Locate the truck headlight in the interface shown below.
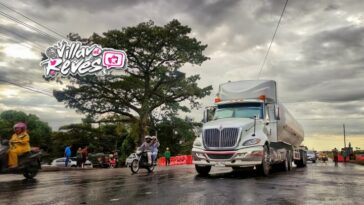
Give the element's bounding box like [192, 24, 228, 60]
[193, 140, 202, 147]
[243, 138, 261, 146]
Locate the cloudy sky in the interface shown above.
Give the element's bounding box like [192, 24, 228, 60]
[1, 0, 364, 150]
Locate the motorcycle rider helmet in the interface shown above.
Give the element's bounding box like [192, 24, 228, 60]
[145, 135, 152, 142]
[151, 136, 157, 140]
[13, 122, 27, 131]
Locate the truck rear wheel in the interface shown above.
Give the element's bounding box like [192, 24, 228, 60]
[195, 165, 211, 176]
[258, 145, 270, 176]
[287, 152, 292, 171]
[283, 151, 293, 171]
[281, 153, 290, 172]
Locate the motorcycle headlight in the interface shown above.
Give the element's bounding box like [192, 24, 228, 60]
[243, 138, 261, 146]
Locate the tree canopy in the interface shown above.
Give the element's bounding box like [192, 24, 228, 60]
[53, 20, 212, 140]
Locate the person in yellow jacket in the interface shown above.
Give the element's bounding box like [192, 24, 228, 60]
[8, 122, 31, 168]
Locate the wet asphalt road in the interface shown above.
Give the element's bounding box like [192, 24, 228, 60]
[0, 162, 363, 205]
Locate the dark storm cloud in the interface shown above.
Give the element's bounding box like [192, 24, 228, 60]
[36, 0, 143, 11]
[0, 57, 43, 85]
[0, 23, 59, 45]
[302, 26, 364, 63]
[254, 0, 323, 22]
[182, 0, 241, 27]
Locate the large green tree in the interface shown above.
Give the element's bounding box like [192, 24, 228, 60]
[155, 116, 200, 156]
[53, 20, 212, 141]
[0, 110, 52, 149]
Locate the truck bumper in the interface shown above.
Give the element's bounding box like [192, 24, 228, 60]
[192, 146, 263, 168]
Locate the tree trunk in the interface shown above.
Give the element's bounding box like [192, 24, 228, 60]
[137, 115, 148, 144]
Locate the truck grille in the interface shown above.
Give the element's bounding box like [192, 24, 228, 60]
[207, 154, 234, 159]
[203, 128, 239, 149]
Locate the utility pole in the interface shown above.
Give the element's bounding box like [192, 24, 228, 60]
[343, 124, 346, 148]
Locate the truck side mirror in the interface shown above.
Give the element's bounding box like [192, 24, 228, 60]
[203, 109, 208, 123]
[203, 107, 216, 123]
[275, 105, 280, 120]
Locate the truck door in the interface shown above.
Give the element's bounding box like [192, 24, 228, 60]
[265, 104, 278, 142]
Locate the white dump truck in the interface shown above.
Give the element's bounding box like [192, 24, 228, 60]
[192, 80, 307, 176]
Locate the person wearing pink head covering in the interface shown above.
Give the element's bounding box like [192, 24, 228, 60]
[8, 122, 31, 168]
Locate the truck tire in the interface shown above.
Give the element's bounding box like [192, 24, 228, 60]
[296, 158, 307, 168]
[302, 154, 307, 167]
[195, 165, 211, 176]
[258, 145, 270, 176]
[287, 151, 292, 171]
[281, 152, 290, 172]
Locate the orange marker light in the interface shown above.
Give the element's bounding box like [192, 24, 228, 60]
[214, 97, 221, 103]
[259, 95, 266, 101]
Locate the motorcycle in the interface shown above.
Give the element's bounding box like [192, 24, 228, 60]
[0, 139, 42, 179]
[126, 148, 156, 173]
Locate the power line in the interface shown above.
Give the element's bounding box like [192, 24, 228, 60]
[0, 78, 53, 97]
[0, 25, 45, 51]
[0, 10, 59, 42]
[0, 32, 44, 52]
[257, 0, 288, 79]
[0, 1, 67, 39]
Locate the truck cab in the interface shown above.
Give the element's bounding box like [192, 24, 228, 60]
[192, 80, 306, 176]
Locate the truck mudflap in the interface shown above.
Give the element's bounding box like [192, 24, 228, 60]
[192, 146, 264, 167]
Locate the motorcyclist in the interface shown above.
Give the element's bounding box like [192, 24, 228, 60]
[140, 135, 153, 165]
[151, 136, 160, 165]
[8, 122, 31, 168]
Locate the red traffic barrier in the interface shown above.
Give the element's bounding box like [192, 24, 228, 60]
[338, 155, 349, 162]
[355, 154, 364, 161]
[157, 155, 193, 166]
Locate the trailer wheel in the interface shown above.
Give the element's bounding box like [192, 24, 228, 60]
[195, 165, 211, 176]
[258, 145, 270, 176]
[287, 152, 292, 171]
[281, 152, 290, 172]
[302, 154, 307, 167]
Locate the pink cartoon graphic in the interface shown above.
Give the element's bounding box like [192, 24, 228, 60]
[45, 59, 61, 77]
[102, 51, 126, 69]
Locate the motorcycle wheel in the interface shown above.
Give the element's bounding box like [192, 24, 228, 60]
[23, 169, 38, 179]
[130, 159, 140, 173]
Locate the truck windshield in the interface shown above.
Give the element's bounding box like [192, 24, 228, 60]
[213, 103, 263, 120]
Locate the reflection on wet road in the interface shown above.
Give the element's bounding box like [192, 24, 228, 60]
[0, 162, 363, 205]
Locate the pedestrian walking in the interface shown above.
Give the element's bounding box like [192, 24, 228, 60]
[332, 148, 338, 166]
[113, 151, 119, 167]
[81, 146, 88, 168]
[109, 154, 116, 168]
[64, 145, 72, 167]
[164, 147, 171, 166]
[342, 148, 347, 163]
[76, 147, 82, 167]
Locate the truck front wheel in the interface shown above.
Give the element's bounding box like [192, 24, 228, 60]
[258, 145, 270, 176]
[195, 165, 211, 176]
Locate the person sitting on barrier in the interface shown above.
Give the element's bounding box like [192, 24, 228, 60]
[8, 122, 31, 168]
[140, 135, 153, 165]
[151, 136, 160, 165]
